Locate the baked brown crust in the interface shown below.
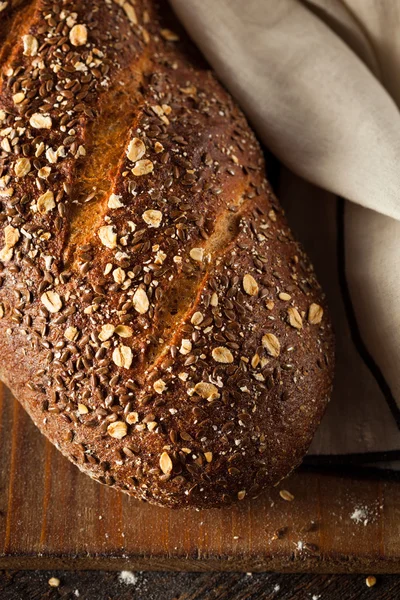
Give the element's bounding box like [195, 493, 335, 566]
[0, 0, 334, 508]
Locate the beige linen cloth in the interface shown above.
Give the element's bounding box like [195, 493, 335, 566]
[170, 0, 400, 468]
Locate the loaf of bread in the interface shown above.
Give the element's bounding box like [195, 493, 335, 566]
[0, 0, 334, 508]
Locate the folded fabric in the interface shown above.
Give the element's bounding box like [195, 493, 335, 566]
[170, 0, 400, 466]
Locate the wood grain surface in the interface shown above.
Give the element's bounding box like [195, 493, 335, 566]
[1, 384, 400, 572]
[1, 571, 400, 600]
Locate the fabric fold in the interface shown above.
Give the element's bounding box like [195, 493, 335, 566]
[171, 0, 400, 220]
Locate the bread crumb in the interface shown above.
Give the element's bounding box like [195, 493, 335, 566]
[279, 489, 294, 502]
[118, 571, 138, 585]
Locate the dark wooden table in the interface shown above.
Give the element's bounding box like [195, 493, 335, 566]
[1, 571, 400, 599]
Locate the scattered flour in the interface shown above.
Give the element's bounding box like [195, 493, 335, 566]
[274, 584, 281, 592]
[118, 571, 138, 585]
[350, 506, 369, 525]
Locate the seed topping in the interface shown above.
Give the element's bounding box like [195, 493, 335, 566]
[37, 191, 55, 214]
[70, 24, 88, 47]
[308, 303, 324, 325]
[288, 307, 303, 330]
[132, 159, 154, 176]
[108, 194, 124, 209]
[132, 288, 149, 314]
[41, 291, 62, 314]
[29, 113, 52, 129]
[243, 273, 258, 296]
[112, 345, 133, 369]
[22, 34, 38, 56]
[126, 138, 146, 162]
[99, 324, 115, 341]
[154, 379, 167, 394]
[142, 209, 162, 228]
[160, 29, 179, 42]
[190, 247, 204, 262]
[159, 451, 173, 474]
[65, 327, 78, 341]
[115, 325, 133, 338]
[262, 333, 280, 357]
[98, 225, 117, 249]
[108, 421, 128, 439]
[14, 158, 31, 177]
[212, 347, 234, 364]
[194, 382, 220, 400]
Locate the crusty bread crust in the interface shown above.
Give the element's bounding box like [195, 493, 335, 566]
[0, 0, 334, 508]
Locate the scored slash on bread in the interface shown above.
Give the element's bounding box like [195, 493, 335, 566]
[0, 0, 334, 508]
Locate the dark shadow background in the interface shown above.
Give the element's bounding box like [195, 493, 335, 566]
[1, 570, 399, 600]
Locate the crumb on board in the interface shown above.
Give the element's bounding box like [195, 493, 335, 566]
[118, 571, 138, 585]
[279, 489, 295, 502]
[366, 576, 377, 588]
[48, 577, 60, 588]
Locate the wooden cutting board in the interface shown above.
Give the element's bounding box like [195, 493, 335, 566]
[1, 383, 399, 573]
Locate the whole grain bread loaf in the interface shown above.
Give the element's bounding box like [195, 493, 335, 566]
[0, 0, 334, 508]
